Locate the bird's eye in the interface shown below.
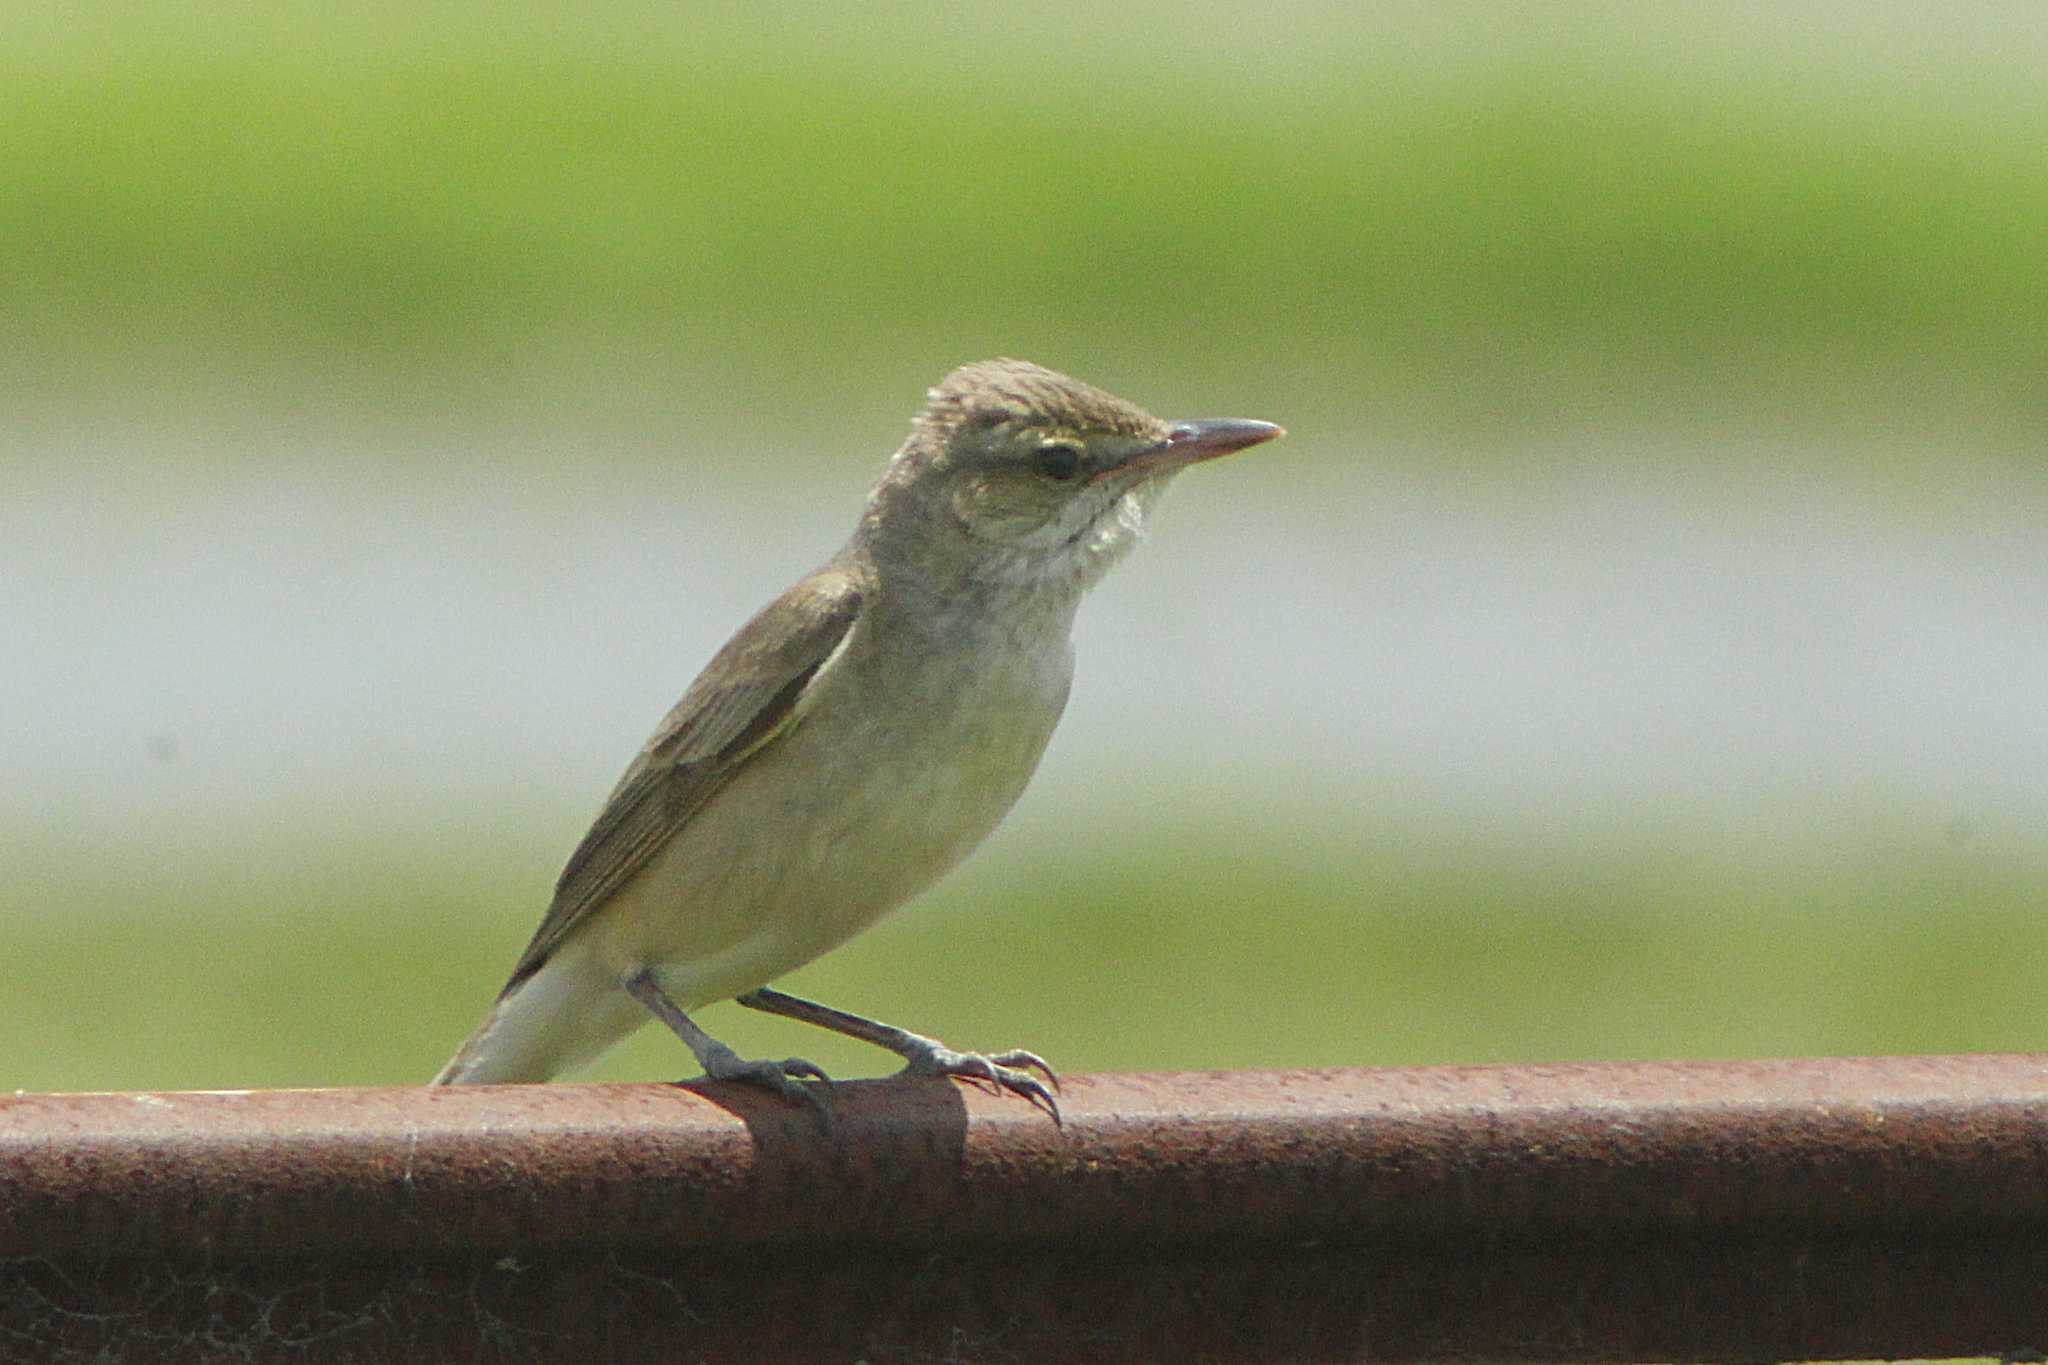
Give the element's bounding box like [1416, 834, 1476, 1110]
[1033, 441, 1082, 482]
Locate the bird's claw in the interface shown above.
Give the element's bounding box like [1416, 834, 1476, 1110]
[984, 1048, 1061, 1094]
[907, 1045, 1063, 1125]
[694, 1054, 831, 1111]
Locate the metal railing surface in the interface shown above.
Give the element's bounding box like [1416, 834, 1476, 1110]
[4, 1056, 2046, 1363]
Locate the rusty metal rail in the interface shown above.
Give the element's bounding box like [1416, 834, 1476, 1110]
[4, 1056, 2047, 1363]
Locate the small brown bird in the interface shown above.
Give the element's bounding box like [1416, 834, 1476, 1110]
[433, 360, 1283, 1118]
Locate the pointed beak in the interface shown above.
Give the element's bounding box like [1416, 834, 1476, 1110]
[1160, 417, 1286, 464]
[1102, 417, 1286, 483]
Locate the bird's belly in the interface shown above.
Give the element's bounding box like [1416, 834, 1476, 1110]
[586, 658, 1065, 1007]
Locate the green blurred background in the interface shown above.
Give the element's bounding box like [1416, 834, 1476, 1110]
[7, 2, 2045, 1093]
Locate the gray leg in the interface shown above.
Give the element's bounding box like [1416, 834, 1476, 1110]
[625, 971, 827, 1107]
[735, 986, 1060, 1123]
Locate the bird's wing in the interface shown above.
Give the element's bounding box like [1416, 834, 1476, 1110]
[498, 567, 866, 996]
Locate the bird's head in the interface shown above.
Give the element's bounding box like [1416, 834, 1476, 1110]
[864, 359, 1282, 597]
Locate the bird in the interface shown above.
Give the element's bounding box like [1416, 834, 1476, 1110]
[432, 359, 1283, 1120]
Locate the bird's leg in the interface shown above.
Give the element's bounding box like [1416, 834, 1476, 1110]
[735, 986, 1060, 1122]
[625, 971, 827, 1107]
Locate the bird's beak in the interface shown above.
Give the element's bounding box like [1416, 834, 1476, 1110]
[1104, 418, 1286, 483]
[1162, 418, 1286, 463]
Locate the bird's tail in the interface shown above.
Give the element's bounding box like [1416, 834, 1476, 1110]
[431, 999, 534, 1085]
[431, 955, 647, 1085]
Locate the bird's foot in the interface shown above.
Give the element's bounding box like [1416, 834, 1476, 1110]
[693, 1047, 830, 1110]
[901, 1040, 1062, 1124]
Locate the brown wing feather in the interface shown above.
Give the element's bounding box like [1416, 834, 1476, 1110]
[499, 568, 865, 995]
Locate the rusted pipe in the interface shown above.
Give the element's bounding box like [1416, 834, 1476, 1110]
[5, 1056, 2047, 1363]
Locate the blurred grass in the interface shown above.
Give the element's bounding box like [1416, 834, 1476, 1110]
[4, 3, 2045, 458]
[9, 4, 2046, 1094]
[12, 813, 2044, 1093]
